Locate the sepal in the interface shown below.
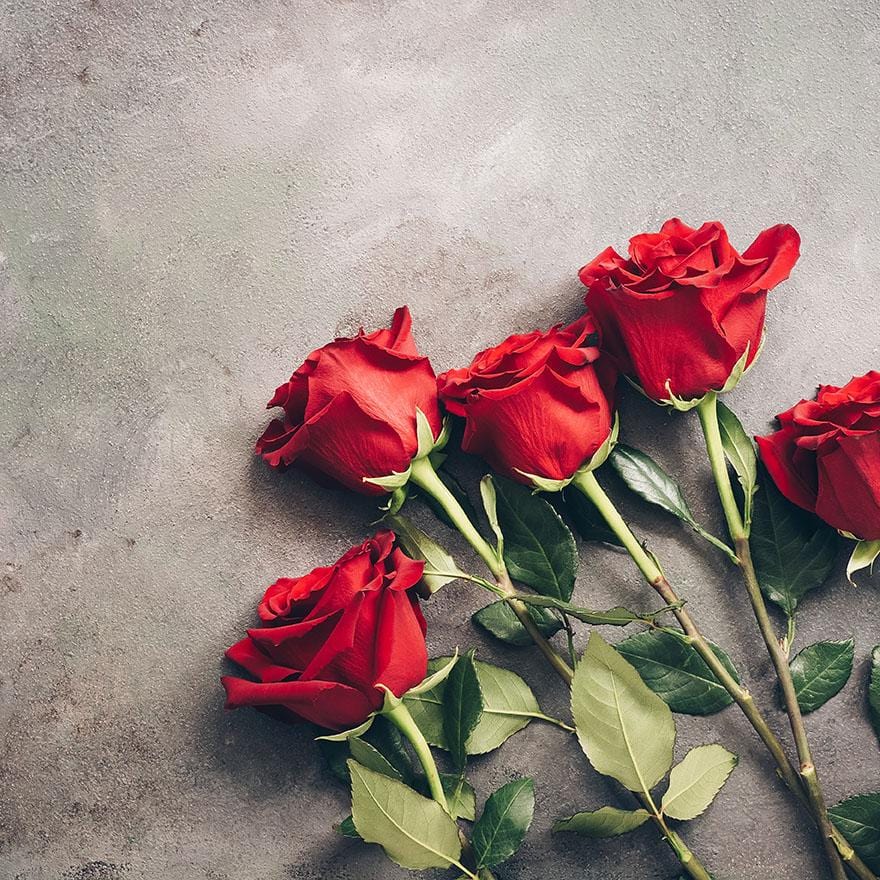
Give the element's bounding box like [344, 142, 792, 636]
[575, 413, 620, 476]
[316, 715, 376, 742]
[847, 539, 880, 585]
[718, 342, 754, 394]
[363, 467, 412, 492]
[378, 684, 404, 713]
[378, 485, 409, 515]
[513, 469, 573, 492]
[405, 652, 459, 696]
[415, 408, 449, 459]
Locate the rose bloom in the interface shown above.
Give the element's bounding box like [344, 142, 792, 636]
[256, 306, 442, 494]
[437, 314, 615, 486]
[579, 219, 800, 401]
[756, 371, 880, 542]
[221, 531, 428, 730]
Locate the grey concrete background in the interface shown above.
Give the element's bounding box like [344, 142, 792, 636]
[2, 1, 880, 878]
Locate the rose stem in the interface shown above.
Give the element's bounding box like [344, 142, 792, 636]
[384, 703, 488, 879]
[384, 700, 449, 810]
[410, 457, 716, 880]
[409, 457, 574, 684]
[573, 466, 869, 880]
[697, 391, 848, 880]
[637, 790, 713, 880]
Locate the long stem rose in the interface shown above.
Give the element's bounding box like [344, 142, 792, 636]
[697, 392, 848, 880]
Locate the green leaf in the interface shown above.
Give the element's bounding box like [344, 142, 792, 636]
[404, 657, 543, 754]
[829, 793, 880, 872]
[384, 512, 465, 593]
[558, 487, 623, 546]
[661, 744, 737, 820]
[492, 476, 578, 600]
[465, 660, 543, 754]
[716, 401, 758, 531]
[349, 738, 405, 782]
[363, 717, 414, 784]
[848, 539, 880, 585]
[749, 465, 839, 618]
[338, 814, 361, 838]
[610, 444, 696, 524]
[317, 736, 351, 783]
[515, 593, 681, 627]
[349, 760, 463, 871]
[615, 630, 740, 715]
[472, 599, 563, 646]
[439, 774, 477, 821]
[443, 651, 483, 770]
[471, 778, 535, 868]
[572, 632, 675, 793]
[553, 805, 650, 837]
[869, 646, 880, 742]
[789, 639, 854, 713]
[610, 445, 735, 559]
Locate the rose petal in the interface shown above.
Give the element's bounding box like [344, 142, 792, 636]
[225, 637, 299, 683]
[815, 433, 880, 540]
[371, 588, 429, 697]
[459, 365, 611, 482]
[221, 677, 375, 729]
[756, 428, 819, 512]
[740, 224, 801, 293]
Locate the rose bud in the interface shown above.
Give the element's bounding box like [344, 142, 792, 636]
[756, 371, 880, 542]
[437, 314, 617, 490]
[256, 306, 444, 494]
[579, 219, 800, 406]
[221, 530, 428, 730]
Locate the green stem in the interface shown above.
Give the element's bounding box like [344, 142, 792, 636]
[412, 459, 720, 879]
[384, 701, 449, 813]
[534, 713, 576, 733]
[697, 392, 848, 880]
[387, 702, 483, 879]
[411, 457, 574, 684]
[499, 572, 575, 685]
[697, 392, 746, 537]
[633, 791, 713, 880]
[410, 457, 504, 578]
[571, 471, 805, 821]
[663, 825, 714, 880]
[422, 569, 504, 596]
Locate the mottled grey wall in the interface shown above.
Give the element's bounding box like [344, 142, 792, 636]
[2, 1, 879, 878]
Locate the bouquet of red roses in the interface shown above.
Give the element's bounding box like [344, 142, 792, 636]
[222, 219, 880, 880]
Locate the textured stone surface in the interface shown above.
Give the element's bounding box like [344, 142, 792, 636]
[2, 1, 880, 878]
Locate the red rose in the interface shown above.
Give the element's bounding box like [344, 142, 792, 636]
[437, 315, 616, 487]
[221, 531, 428, 730]
[579, 219, 800, 402]
[256, 306, 443, 494]
[756, 372, 880, 541]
